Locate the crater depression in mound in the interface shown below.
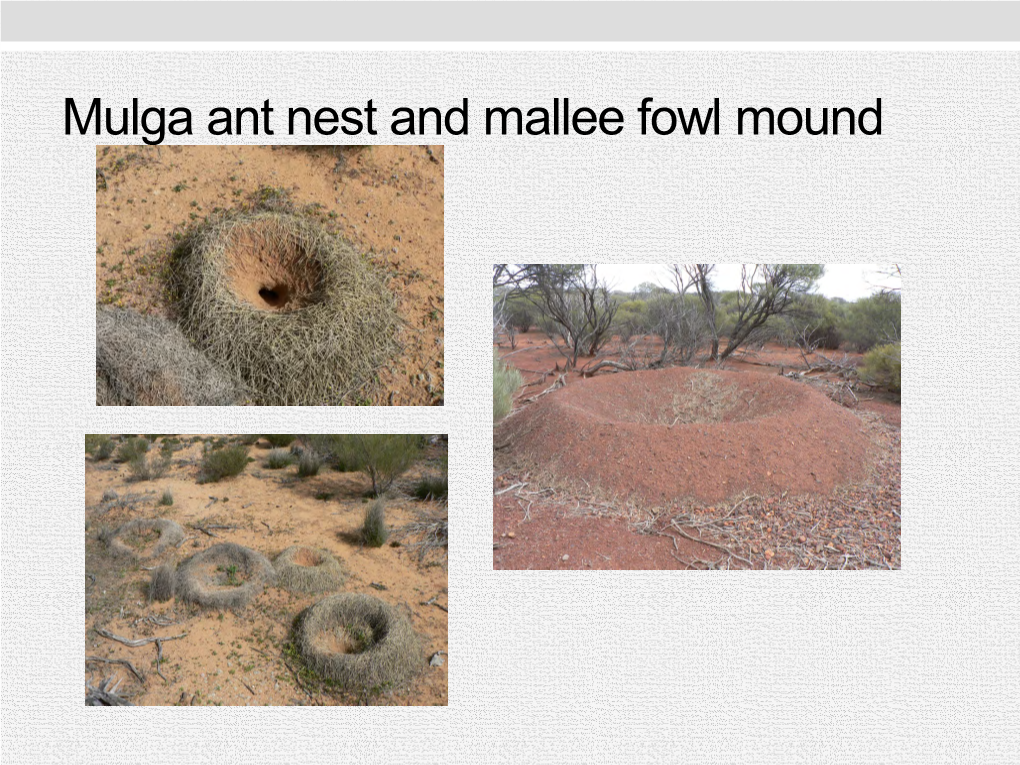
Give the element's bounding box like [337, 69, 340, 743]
[497, 368, 874, 505]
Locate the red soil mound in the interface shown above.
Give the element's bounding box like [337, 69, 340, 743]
[497, 368, 873, 505]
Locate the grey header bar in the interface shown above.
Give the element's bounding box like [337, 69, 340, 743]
[3, 1, 1020, 43]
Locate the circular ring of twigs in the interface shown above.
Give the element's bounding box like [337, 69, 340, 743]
[175, 543, 275, 610]
[104, 518, 185, 560]
[274, 546, 346, 594]
[297, 593, 421, 690]
[166, 211, 400, 405]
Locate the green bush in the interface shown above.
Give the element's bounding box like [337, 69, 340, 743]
[860, 342, 901, 393]
[159, 489, 174, 506]
[87, 435, 116, 460]
[199, 444, 250, 483]
[841, 293, 901, 352]
[263, 434, 296, 447]
[85, 434, 109, 455]
[494, 350, 523, 422]
[115, 437, 150, 463]
[507, 303, 536, 334]
[237, 434, 261, 445]
[361, 499, 389, 547]
[265, 448, 294, 469]
[297, 452, 322, 478]
[305, 434, 422, 496]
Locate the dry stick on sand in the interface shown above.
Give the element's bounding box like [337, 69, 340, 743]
[95, 627, 188, 648]
[85, 656, 146, 684]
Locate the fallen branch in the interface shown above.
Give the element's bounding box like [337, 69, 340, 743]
[95, 627, 188, 648]
[85, 656, 145, 684]
[494, 482, 528, 497]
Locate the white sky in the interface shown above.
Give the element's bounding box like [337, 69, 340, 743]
[595, 264, 899, 301]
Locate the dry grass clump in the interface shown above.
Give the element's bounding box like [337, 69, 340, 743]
[166, 212, 399, 405]
[149, 563, 176, 602]
[297, 452, 322, 478]
[296, 593, 421, 690]
[96, 307, 243, 406]
[274, 546, 346, 594]
[361, 499, 389, 547]
[127, 451, 172, 482]
[175, 543, 275, 610]
[265, 448, 293, 469]
[103, 518, 185, 559]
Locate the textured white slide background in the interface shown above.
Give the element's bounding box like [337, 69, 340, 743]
[2, 51, 1019, 763]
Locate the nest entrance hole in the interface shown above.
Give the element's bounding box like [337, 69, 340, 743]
[225, 224, 324, 312]
[314, 620, 385, 655]
[292, 548, 324, 567]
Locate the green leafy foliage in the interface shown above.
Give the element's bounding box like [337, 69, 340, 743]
[860, 342, 901, 393]
[199, 444, 250, 483]
[494, 350, 523, 422]
[305, 435, 422, 496]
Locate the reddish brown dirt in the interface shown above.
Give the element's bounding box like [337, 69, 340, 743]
[494, 334, 900, 570]
[497, 367, 873, 506]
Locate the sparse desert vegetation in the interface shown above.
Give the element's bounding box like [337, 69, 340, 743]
[85, 434, 448, 706]
[95, 145, 444, 406]
[494, 264, 901, 570]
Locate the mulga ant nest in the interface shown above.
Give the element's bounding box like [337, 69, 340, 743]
[96, 307, 243, 406]
[174, 542, 276, 610]
[274, 546, 346, 594]
[103, 518, 185, 559]
[296, 593, 422, 690]
[165, 211, 400, 405]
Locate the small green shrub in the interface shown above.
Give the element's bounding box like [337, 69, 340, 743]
[860, 342, 901, 393]
[115, 437, 150, 463]
[85, 434, 110, 456]
[494, 350, 523, 422]
[297, 452, 322, 478]
[305, 434, 423, 496]
[361, 499, 389, 547]
[266, 448, 293, 469]
[128, 451, 171, 482]
[159, 489, 174, 506]
[237, 434, 261, 445]
[199, 444, 250, 483]
[263, 434, 296, 447]
[412, 476, 448, 501]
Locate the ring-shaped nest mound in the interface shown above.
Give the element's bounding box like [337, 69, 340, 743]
[497, 368, 874, 505]
[96, 307, 243, 406]
[175, 543, 276, 610]
[297, 593, 421, 690]
[166, 211, 400, 405]
[274, 546, 346, 594]
[104, 518, 186, 559]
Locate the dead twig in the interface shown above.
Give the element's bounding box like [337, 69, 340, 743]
[494, 482, 528, 496]
[95, 627, 188, 648]
[85, 656, 145, 684]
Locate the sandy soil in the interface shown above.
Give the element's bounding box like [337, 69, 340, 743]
[494, 334, 901, 571]
[96, 145, 444, 405]
[85, 436, 448, 706]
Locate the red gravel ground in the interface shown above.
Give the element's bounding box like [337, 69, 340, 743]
[494, 335, 901, 571]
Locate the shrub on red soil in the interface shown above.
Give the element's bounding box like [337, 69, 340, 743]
[496, 368, 874, 505]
